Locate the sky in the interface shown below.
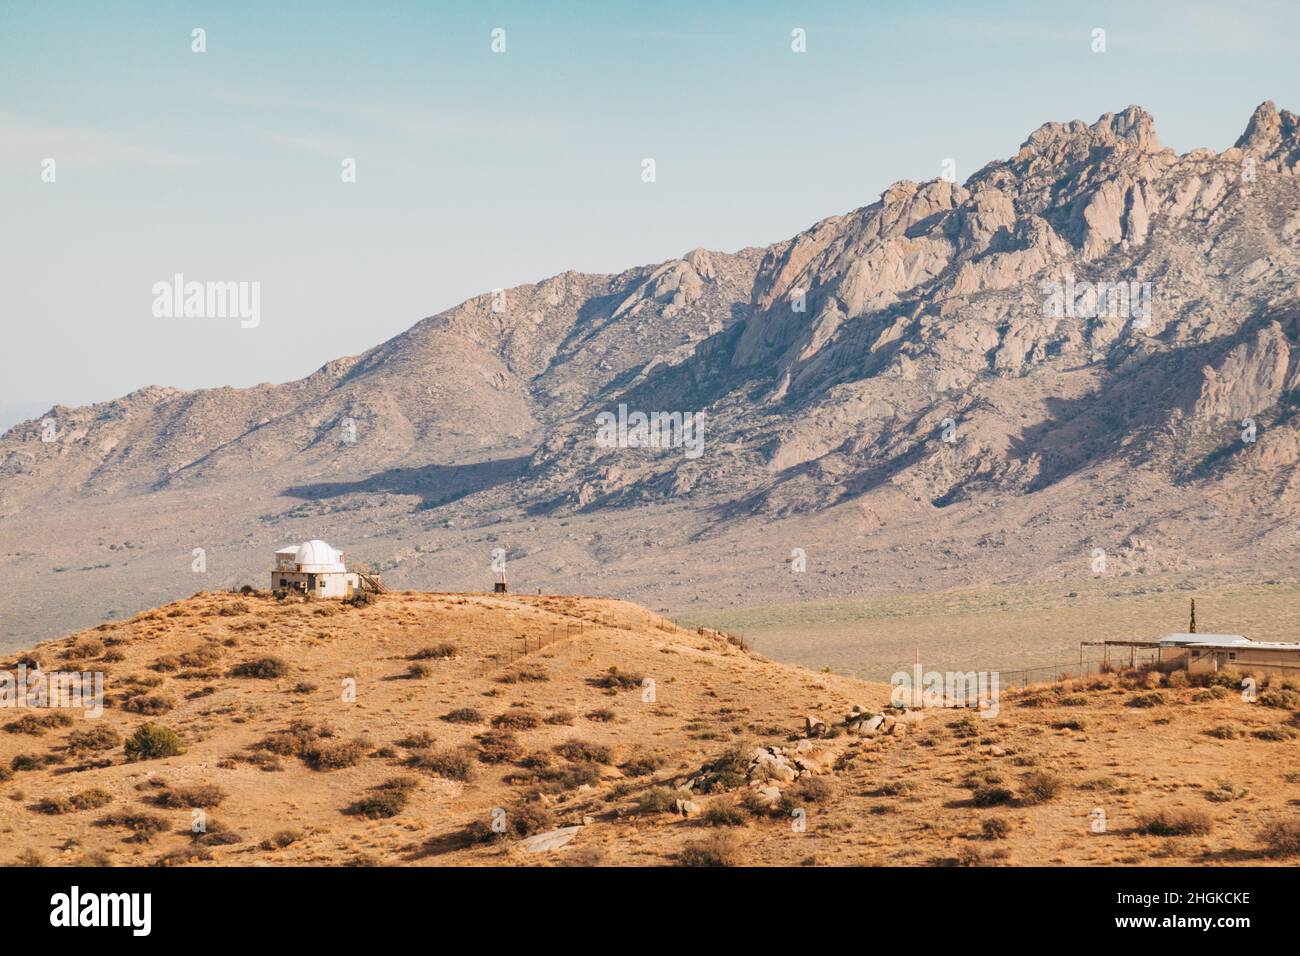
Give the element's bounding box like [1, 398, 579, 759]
[2, 0, 1298, 413]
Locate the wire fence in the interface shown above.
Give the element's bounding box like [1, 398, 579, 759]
[503, 620, 589, 662]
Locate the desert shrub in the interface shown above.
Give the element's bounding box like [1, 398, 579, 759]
[14, 849, 47, 867]
[217, 601, 249, 616]
[475, 730, 523, 764]
[150, 655, 181, 672]
[465, 800, 553, 843]
[544, 710, 576, 726]
[1127, 691, 1165, 708]
[784, 776, 835, 806]
[261, 829, 303, 850]
[101, 650, 125, 663]
[972, 785, 1014, 807]
[4, 711, 74, 735]
[345, 788, 409, 819]
[441, 708, 483, 724]
[981, 817, 1012, 839]
[491, 710, 541, 731]
[1078, 776, 1120, 791]
[1019, 771, 1062, 805]
[677, 832, 741, 867]
[1205, 780, 1248, 803]
[292, 681, 318, 694]
[514, 759, 601, 793]
[585, 708, 616, 723]
[257, 720, 331, 757]
[1165, 670, 1189, 689]
[1259, 818, 1300, 858]
[870, 779, 916, 797]
[66, 637, 105, 660]
[1252, 726, 1298, 741]
[1259, 689, 1300, 710]
[406, 749, 474, 781]
[229, 657, 289, 679]
[304, 738, 369, 770]
[703, 803, 748, 827]
[179, 645, 223, 668]
[1059, 694, 1088, 706]
[1135, 807, 1214, 836]
[396, 731, 435, 749]
[124, 725, 186, 761]
[122, 692, 175, 716]
[620, 753, 666, 777]
[10, 754, 42, 771]
[953, 845, 985, 867]
[406, 663, 433, 679]
[31, 796, 73, 815]
[635, 787, 681, 815]
[554, 739, 613, 764]
[411, 643, 457, 660]
[96, 811, 170, 841]
[1205, 724, 1244, 740]
[153, 783, 226, 808]
[1051, 718, 1086, 731]
[589, 666, 644, 691]
[70, 788, 113, 810]
[496, 666, 548, 684]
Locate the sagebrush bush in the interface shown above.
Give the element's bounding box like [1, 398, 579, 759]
[1019, 771, 1062, 805]
[441, 708, 482, 724]
[406, 748, 474, 781]
[491, 710, 541, 730]
[1127, 692, 1165, 708]
[229, 657, 289, 679]
[677, 832, 741, 867]
[972, 785, 1014, 807]
[554, 739, 613, 764]
[1135, 807, 1213, 836]
[1260, 818, 1300, 858]
[124, 725, 186, 761]
[153, 783, 226, 808]
[474, 730, 522, 764]
[411, 643, 457, 660]
[589, 666, 644, 691]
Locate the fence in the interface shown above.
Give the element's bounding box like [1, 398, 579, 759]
[503, 620, 589, 662]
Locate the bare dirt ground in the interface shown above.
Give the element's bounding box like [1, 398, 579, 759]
[1, 590, 1297, 867]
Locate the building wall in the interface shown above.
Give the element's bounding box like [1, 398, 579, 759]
[271, 571, 358, 599]
[1184, 648, 1300, 678]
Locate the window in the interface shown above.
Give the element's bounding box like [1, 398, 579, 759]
[1228, 652, 1237, 661]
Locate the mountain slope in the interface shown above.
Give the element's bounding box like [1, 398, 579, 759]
[3, 103, 1300, 647]
[2, 590, 1296, 867]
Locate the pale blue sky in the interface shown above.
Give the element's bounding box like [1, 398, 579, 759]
[2, 0, 1297, 411]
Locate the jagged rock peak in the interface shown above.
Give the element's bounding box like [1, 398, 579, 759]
[1023, 105, 1162, 155]
[1235, 100, 1299, 151]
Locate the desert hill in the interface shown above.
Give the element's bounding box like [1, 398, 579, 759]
[1, 591, 1297, 867]
[4, 103, 1300, 646]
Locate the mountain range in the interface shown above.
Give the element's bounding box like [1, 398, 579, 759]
[4, 102, 1300, 649]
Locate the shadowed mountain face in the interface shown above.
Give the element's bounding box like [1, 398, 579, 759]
[4, 103, 1300, 646]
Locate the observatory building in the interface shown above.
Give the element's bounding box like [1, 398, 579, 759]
[272, 540, 361, 599]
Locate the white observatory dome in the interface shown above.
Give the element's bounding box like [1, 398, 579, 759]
[295, 539, 345, 571]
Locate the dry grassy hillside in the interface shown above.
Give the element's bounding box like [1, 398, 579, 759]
[1, 590, 1297, 867]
